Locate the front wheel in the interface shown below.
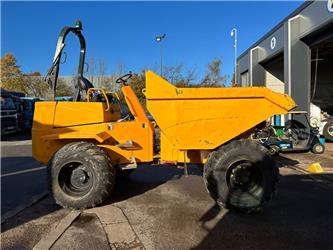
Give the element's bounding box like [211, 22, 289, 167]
[48, 142, 116, 209]
[311, 143, 325, 154]
[203, 140, 278, 213]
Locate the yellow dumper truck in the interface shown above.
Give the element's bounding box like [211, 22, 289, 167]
[32, 22, 296, 213]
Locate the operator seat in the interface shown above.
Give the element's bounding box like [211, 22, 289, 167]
[73, 76, 94, 101]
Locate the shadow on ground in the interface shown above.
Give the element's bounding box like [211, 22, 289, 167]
[107, 164, 202, 204]
[1, 195, 61, 233]
[1, 163, 200, 232]
[3, 158, 333, 250]
[1, 131, 32, 141]
[192, 171, 333, 250]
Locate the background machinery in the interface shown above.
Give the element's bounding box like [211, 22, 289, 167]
[254, 111, 325, 155]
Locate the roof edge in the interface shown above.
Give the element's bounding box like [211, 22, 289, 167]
[238, 0, 313, 60]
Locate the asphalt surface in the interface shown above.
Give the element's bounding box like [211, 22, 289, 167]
[113, 164, 333, 249]
[1, 133, 47, 219]
[1, 135, 333, 249]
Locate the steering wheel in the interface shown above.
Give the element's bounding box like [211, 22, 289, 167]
[116, 73, 132, 85]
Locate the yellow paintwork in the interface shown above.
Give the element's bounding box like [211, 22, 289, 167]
[32, 70, 296, 166]
[145, 71, 296, 163]
[32, 85, 154, 165]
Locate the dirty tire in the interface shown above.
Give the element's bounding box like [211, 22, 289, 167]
[311, 143, 325, 154]
[323, 120, 333, 142]
[203, 140, 278, 213]
[47, 141, 115, 209]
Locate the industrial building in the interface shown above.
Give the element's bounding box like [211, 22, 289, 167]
[237, 0, 333, 122]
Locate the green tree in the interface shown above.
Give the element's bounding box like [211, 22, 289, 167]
[0, 53, 25, 92]
[201, 58, 228, 87]
[128, 72, 146, 105]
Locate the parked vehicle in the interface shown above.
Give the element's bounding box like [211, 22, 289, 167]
[10, 95, 25, 131]
[1, 91, 18, 135]
[20, 97, 42, 130]
[253, 111, 325, 155]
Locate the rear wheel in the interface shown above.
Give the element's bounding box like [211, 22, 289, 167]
[48, 142, 115, 209]
[203, 140, 278, 213]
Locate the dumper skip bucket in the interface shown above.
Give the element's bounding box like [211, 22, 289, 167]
[145, 71, 296, 150]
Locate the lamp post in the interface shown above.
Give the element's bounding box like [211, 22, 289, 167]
[155, 34, 166, 76]
[230, 28, 238, 86]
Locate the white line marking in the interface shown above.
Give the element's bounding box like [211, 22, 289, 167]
[1, 166, 46, 177]
[1, 140, 32, 146]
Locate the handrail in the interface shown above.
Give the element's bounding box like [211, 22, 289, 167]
[86, 88, 110, 112]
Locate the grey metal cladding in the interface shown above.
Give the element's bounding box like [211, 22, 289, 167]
[237, 0, 333, 64]
[259, 27, 284, 61]
[238, 53, 249, 74]
[298, 0, 333, 39]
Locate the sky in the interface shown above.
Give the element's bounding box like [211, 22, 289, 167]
[1, 1, 303, 85]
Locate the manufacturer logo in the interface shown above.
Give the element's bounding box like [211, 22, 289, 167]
[328, 0, 333, 12]
[270, 37, 276, 50]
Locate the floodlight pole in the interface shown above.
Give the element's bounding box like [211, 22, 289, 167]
[156, 34, 166, 76]
[231, 28, 238, 86]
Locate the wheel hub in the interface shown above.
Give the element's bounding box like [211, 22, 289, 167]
[70, 167, 89, 189]
[328, 125, 333, 136]
[315, 145, 323, 152]
[230, 165, 251, 185]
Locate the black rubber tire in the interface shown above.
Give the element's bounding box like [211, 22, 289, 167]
[203, 140, 278, 213]
[47, 141, 116, 209]
[311, 143, 325, 154]
[323, 120, 333, 142]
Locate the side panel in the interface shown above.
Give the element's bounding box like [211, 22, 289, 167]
[32, 102, 57, 163]
[160, 133, 202, 164]
[149, 97, 293, 150]
[99, 121, 154, 165]
[32, 121, 154, 165]
[53, 102, 119, 127]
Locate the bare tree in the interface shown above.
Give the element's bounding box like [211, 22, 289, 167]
[183, 68, 197, 86]
[163, 64, 198, 87]
[201, 58, 228, 87]
[163, 64, 183, 84]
